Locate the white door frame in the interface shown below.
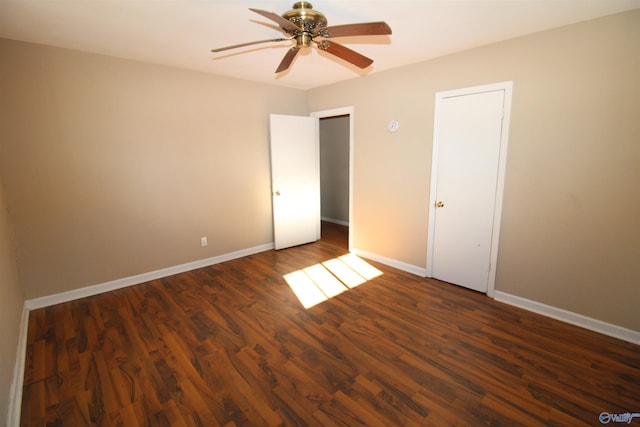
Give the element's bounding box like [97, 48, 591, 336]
[311, 106, 354, 252]
[426, 81, 513, 297]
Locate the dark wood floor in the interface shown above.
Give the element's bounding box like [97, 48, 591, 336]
[320, 221, 348, 249]
[21, 241, 640, 426]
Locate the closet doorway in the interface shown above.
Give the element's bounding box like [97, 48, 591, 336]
[313, 107, 353, 250]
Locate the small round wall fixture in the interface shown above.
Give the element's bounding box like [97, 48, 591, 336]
[387, 120, 399, 133]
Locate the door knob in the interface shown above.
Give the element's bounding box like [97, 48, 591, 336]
[274, 191, 281, 196]
[436, 201, 444, 208]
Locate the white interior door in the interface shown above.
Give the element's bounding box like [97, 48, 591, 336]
[428, 87, 508, 293]
[270, 114, 320, 250]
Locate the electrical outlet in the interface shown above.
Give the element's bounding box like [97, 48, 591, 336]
[201, 237, 207, 247]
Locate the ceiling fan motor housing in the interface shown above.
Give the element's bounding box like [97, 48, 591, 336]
[282, 2, 328, 32]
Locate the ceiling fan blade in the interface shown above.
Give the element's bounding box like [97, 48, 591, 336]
[317, 41, 373, 69]
[275, 47, 300, 73]
[316, 21, 392, 38]
[211, 38, 289, 53]
[249, 8, 302, 33]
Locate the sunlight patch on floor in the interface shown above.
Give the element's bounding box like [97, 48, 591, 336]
[284, 254, 383, 309]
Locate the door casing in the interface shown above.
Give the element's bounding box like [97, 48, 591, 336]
[311, 106, 354, 252]
[426, 81, 513, 297]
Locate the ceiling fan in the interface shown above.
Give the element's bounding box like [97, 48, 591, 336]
[211, 1, 392, 73]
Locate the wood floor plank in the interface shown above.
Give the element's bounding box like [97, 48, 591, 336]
[320, 221, 348, 249]
[21, 241, 640, 426]
[161, 400, 189, 427]
[318, 390, 389, 427]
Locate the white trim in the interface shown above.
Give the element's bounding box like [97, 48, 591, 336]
[488, 82, 513, 298]
[494, 291, 640, 345]
[7, 305, 29, 427]
[351, 247, 428, 277]
[25, 243, 274, 310]
[321, 216, 349, 227]
[426, 81, 513, 298]
[311, 106, 354, 252]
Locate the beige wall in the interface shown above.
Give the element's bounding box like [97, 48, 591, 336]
[0, 39, 307, 299]
[320, 115, 350, 223]
[308, 10, 640, 332]
[0, 9, 638, 339]
[0, 175, 24, 424]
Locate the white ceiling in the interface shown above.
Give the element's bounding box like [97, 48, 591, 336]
[1, 1, 639, 90]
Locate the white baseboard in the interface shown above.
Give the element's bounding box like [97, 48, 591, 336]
[494, 291, 640, 345]
[25, 242, 274, 310]
[7, 305, 29, 427]
[321, 217, 349, 227]
[343, 251, 640, 345]
[351, 247, 428, 277]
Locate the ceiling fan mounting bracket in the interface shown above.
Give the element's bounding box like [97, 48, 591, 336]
[315, 40, 330, 50]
